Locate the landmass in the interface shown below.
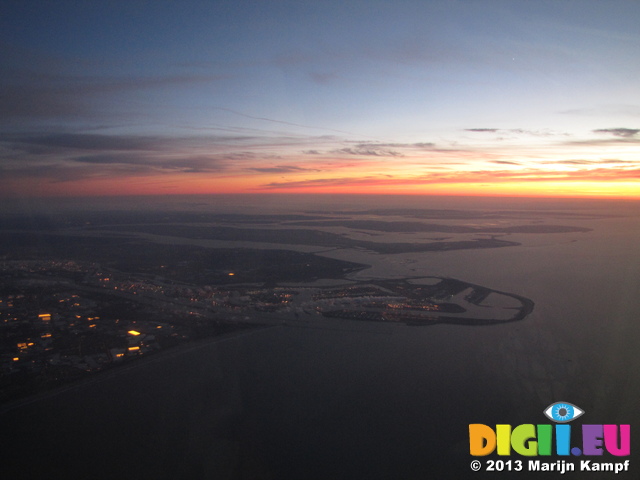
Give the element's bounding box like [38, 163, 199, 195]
[0, 254, 532, 405]
[3, 205, 597, 405]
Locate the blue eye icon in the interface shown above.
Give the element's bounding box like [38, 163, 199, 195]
[544, 402, 584, 423]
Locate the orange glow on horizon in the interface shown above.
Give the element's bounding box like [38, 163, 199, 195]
[251, 181, 640, 199]
[1, 171, 639, 200]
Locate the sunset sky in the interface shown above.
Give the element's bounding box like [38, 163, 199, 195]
[1, 0, 639, 198]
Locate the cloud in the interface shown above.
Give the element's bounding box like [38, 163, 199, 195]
[348, 141, 437, 149]
[248, 165, 320, 173]
[315, 141, 456, 158]
[546, 159, 593, 165]
[411, 142, 438, 149]
[332, 147, 404, 157]
[565, 137, 640, 146]
[0, 131, 354, 179]
[544, 159, 631, 165]
[73, 154, 144, 165]
[260, 166, 640, 190]
[0, 163, 97, 182]
[0, 153, 229, 184]
[0, 127, 366, 188]
[261, 176, 384, 189]
[593, 128, 639, 138]
[72, 153, 226, 173]
[492, 160, 521, 165]
[509, 129, 569, 137]
[0, 132, 265, 157]
[13, 133, 165, 151]
[0, 131, 274, 183]
[465, 128, 569, 138]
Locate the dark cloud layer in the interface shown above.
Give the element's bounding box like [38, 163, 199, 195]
[0, 131, 272, 183]
[0, 132, 263, 156]
[72, 153, 226, 173]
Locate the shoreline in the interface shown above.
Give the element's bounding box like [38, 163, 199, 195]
[0, 324, 275, 415]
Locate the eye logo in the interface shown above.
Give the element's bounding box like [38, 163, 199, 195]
[543, 402, 584, 423]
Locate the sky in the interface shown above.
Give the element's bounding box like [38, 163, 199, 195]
[1, 0, 639, 199]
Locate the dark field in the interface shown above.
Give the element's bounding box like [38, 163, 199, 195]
[0, 233, 365, 284]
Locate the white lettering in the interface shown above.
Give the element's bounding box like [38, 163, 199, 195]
[529, 460, 574, 474]
[581, 460, 630, 473]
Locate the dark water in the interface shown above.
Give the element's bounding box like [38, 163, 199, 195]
[1, 194, 639, 479]
[1, 325, 511, 479]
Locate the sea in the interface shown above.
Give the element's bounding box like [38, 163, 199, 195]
[1, 194, 638, 479]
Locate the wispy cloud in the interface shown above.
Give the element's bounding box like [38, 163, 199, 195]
[593, 128, 639, 138]
[0, 132, 304, 156]
[9, 133, 167, 151]
[465, 128, 570, 137]
[332, 147, 403, 157]
[260, 166, 640, 190]
[304, 141, 458, 158]
[565, 138, 640, 146]
[260, 176, 388, 189]
[349, 142, 437, 149]
[0, 131, 283, 183]
[72, 153, 227, 173]
[544, 159, 632, 165]
[248, 165, 320, 173]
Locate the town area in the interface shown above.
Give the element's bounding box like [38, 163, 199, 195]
[0, 258, 532, 404]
